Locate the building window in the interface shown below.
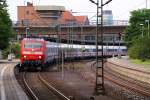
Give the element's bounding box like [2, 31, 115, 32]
[85, 36, 91, 40]
[26, 11, 29, 15]
[85, 35, 95, 42]
[91, 36, 95, 40]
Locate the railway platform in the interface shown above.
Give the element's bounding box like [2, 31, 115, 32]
[0, 62, 29, 100]
[0, 59, 20, 63]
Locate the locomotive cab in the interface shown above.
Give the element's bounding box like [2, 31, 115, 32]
[20, 38, 46, 70]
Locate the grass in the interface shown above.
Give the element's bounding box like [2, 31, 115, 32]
[130, 59, 150, 66]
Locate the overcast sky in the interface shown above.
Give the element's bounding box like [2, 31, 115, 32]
[6, 0, 150, 21]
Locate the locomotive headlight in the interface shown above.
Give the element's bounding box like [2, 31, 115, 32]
[39, 56, 42, 59]
[24, 55, 26, 58]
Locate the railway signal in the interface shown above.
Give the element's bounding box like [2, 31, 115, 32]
[118, 32, 122, 40]
[118, 32, 122, 58]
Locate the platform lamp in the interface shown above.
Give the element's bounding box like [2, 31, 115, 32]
[145, 20, 150, 37]
[140, 23, 144, 38]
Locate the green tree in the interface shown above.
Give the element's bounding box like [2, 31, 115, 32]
[0, 0, 12, 50]
[11, 42, 20, 58]
[124, 9, 150, 60]
[124, 9, 150, 47]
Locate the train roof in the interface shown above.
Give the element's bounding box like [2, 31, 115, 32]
[46, 41, 127, 49]
[23, 38, 45, 41]
[60, 44, 127, 49]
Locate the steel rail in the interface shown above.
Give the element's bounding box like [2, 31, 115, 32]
[38, 73, 70, 100]
[91, 61, 150, 97]
[107, 61, 150, 74]
[104, 66, 150, 97]
[22, 72, 39, 100]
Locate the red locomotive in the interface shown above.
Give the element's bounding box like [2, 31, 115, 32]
[20, 38, 46, 70]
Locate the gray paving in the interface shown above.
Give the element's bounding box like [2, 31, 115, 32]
[0, 63, 29, 100]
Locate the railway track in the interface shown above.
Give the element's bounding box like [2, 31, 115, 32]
[90, 61, 150, 98]
[106, 61, 150, 85]
[105, 63, 150, 88]
[104, 66, 150, 97]
[22, 72, 38, 100]
[22, 72, 70, 100]
[107, 61, 150, 74]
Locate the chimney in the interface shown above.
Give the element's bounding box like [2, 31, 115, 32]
[27, 2, 33, 6]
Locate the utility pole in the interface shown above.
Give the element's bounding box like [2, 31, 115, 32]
[146, 0, 148, 9]
[89, 0, 112, 95]
[80, 23, 85, 60]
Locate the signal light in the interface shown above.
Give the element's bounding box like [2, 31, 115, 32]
[118, 32, 122, 40]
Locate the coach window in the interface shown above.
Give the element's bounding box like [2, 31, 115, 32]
[85, 36, 90, 40]
[91, 35, 95, 41]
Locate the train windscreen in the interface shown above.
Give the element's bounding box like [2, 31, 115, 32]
[24, 42, 42, 48]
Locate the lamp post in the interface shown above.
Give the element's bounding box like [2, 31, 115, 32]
[89, 0, 112, 95]
[16, 29, 19, 40]
[145, 20, 150, 37]
[61, 49, 64, 80]
[140, 23, 144, 37]
[55, 25, 60, 71]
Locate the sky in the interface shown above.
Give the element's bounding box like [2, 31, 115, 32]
[6, 0, 150, 21]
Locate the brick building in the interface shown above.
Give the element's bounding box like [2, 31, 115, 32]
[17, 2, 89, 27]
[14, 2, 127, 44]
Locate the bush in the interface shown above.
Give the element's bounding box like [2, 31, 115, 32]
[2, 47, 10, 59]
[128, 36, 150, 60]
[2, 42, 20, 59]
[11, 42, 20, 58]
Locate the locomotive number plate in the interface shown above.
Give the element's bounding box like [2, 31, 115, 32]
[31, 51, 34, 54]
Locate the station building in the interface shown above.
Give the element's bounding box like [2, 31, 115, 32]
[13, 2, 128, 44]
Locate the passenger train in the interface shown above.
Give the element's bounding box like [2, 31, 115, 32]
[20, 38, 127, 70]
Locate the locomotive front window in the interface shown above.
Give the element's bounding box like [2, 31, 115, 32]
[24, 42, 42, 48]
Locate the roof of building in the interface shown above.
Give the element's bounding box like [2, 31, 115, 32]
[59, 11, 76, 24]
[34, 5, 65, 11]
[62, 11, 76, 20]
[59, 11, 89, 25]
[75, 16, 88, 24]
[17, 2, 89, 25]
